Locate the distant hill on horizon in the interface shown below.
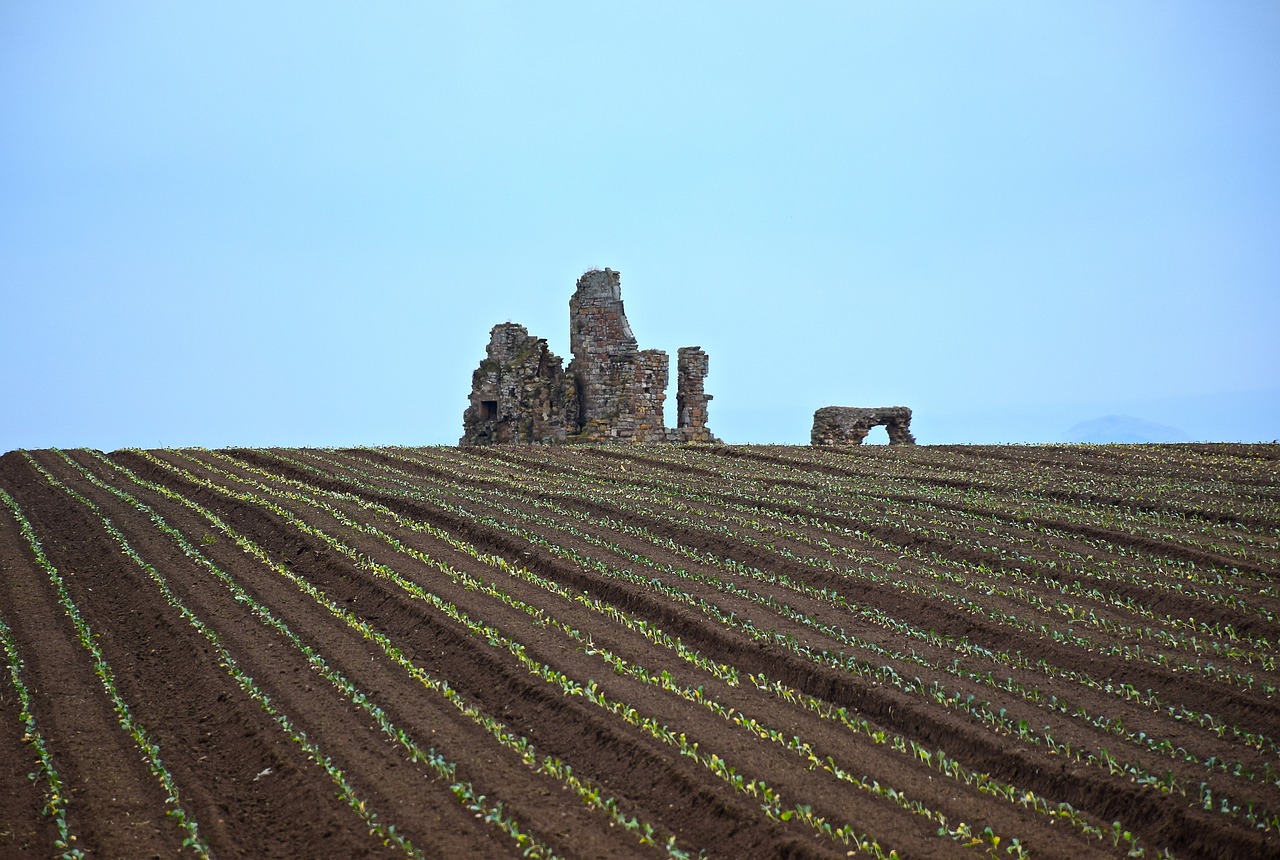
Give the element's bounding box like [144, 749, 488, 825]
[1063, 414, 1192, 444]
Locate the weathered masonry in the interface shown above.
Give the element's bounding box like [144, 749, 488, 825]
[461, 268, 717, 445]
[811, 406, 916, 446]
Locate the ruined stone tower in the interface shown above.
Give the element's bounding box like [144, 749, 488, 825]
[676, 347, 715, 443]
[460, 268, 717, 445]
[567, 269, 671, 442]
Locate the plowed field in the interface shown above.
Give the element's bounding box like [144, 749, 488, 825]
[1, 443, 1278, 860]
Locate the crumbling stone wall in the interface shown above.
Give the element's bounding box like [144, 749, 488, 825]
[567, 269, 671, 442]
[460, 268, 717, 445]
[676, 347, 715, 443]
[460, 323, 578, 445]
[811, 406, 916, 446]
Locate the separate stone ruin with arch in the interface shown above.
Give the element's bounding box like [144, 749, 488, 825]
[811, 406, 916, 446]
[461, 268, 717, 445]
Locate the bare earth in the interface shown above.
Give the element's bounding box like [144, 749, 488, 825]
[1, 443, 1277, 860]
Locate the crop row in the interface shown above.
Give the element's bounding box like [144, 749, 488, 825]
[455, 445, 1279, 633]
[702, 446, 1280, 569]
[311, 446, 1278, 833]
[202, 447, 1187, 854]
[363, 446, 1280, 782]
[0, 594, 81, 859]
[65, 448, 707, 860]
[427, 447, 1280, 737]
[727, 444, 1280, 527]
[136, 448, 937, 858]
[512, 442, 1279, 593]
[0, 485, 212, 857]
[199, 448, 1157, 852]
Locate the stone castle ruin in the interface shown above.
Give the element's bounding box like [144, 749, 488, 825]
[811, 406, 916, 446]
[461, 268, 717, 445]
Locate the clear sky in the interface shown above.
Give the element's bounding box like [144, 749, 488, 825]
[3, 2, 1278, 451]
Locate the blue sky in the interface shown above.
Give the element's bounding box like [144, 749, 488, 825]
[3, 2, 1277, 450]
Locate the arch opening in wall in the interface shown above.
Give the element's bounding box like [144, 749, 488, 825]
[863, 425, 890, 445]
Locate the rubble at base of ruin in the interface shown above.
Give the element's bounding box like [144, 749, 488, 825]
[812, 406, 916, 446]
[461, 268, 718, 446]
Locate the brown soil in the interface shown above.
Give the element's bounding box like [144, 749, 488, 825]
[0, 444, 1277, 860]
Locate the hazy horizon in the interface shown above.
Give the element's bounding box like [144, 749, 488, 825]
[4, 4, 1277, 451]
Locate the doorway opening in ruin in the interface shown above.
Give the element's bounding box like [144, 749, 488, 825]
[480, 400, 498, 420]
[864, 425, 890, 445]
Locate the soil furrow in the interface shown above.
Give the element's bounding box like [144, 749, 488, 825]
[2, 443, 1274, 860]
[77, 449, 655, 860]
[277, 450, 1274, 860]
[701, 445, 1280, 529]
[0, 508, 76, 859]
[14, 450, 424, 860]
[362, 456, 1280, 742]
[121, 449, 853, 860]
[0, 456, 202, 860]
[237, 449, 1135, 860]
[319, 448, 1280, 784]
[569, 446, 1280, 584]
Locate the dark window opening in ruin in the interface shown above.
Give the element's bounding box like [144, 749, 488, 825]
[480, 400, 498, 420]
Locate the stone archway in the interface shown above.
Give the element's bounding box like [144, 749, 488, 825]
[811, 406, 916, 446]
